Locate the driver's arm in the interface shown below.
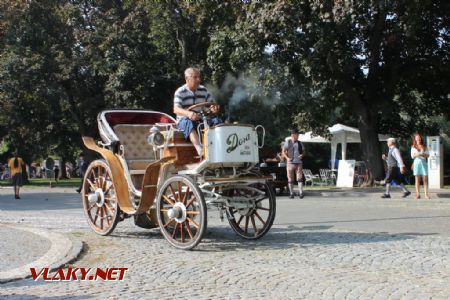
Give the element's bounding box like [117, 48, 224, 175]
[173, 105, 198, 120]
[210, 103, 219, 114]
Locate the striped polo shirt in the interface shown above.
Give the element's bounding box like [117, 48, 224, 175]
[174, 84, 212, 120]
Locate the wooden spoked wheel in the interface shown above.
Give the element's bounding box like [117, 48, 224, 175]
[156, 175, 207, 250]
[82, 160, 119, 235]
[225, 182, 276, 240]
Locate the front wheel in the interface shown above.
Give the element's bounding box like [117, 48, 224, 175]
[225, 182, 276, 240]
[82, 160, 120, 235]
[156, 175, 207, 250]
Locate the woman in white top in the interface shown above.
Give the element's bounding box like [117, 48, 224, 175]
[411, 133, 430, 199]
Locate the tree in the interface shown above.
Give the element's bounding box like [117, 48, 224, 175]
[0, 0, 245, 164]
[0, 0, 69, 164]
[209, 0, 450, 180]
[143, 0, 241, 81]
[0, 1, 176, 160]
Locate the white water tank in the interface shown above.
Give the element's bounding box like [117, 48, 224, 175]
[205, 125, 259, 164]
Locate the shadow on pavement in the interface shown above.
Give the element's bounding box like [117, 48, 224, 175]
[110, 228, 162, 240]
[386, 232, 437, 236]
[0, 193, 81, 211]
[3, 294, 92, 299]
[200, 228, 423, 252]
[276, 215, 450, 226]
[103, 225, 421, 252]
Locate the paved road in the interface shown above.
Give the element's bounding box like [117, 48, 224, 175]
[1, 187, 450, 299]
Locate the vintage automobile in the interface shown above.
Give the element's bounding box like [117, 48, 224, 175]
[81, 106, 276, 249]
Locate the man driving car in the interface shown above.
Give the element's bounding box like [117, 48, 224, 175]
[173, 67, 221, 156]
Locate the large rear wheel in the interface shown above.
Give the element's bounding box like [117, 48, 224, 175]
[82, 160, 120, 235]
[225, 182, 276, 240]
[156, 175, 207, 250]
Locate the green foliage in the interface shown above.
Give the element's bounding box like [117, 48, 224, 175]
[0, 177, 81, 188]
[207, 0, 450, 179]
[0, 0, 246, 162]
[0, 0, 448, 180]
[0, 140, 8, 155]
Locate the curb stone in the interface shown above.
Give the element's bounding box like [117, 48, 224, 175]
[0, 225, 84, 283]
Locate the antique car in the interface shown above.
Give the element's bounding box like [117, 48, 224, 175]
[81, 106, 276, 249]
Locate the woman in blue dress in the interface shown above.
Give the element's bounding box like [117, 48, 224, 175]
[411, 133, 430, 199]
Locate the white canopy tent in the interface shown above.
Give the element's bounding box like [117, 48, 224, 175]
[298, 124, 390, 169]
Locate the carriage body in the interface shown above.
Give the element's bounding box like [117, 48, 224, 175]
[81, 109, 276, 249]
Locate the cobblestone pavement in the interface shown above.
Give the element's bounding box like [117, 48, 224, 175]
[0, 226, 51, 271]
[1, 187, 450, 299]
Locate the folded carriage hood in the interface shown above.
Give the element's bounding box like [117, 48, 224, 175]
[97, 110, 176, 146]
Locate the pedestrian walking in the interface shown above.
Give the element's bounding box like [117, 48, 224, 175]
[282, 129, 305, 199]
[76, 154, 88, 193]
[411, 133, 430, 199]
[54, 165, 60, 182]
[8, 151, 24, 199]
[381, 138, 411, 198]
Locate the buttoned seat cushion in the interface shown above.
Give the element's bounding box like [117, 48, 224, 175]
[113, 124, 157, 173]
[113, 124, 194, 174]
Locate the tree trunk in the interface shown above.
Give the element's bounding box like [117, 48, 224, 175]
[176, 30, 187, 71]
[341, 78, 385, 182]
[357, 108, 385, 181]
[354, 3, 387, 183]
